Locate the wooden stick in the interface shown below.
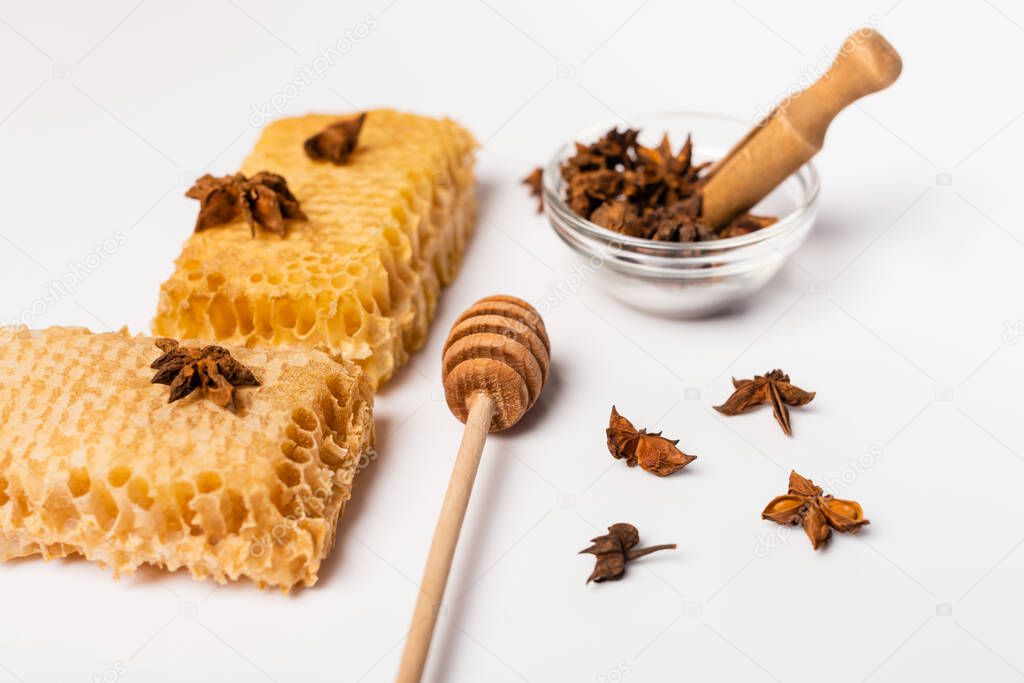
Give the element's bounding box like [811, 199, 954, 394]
[397, 294, 550, 682]
[396, 392, 495, 683]
[701, 28, 902, 230]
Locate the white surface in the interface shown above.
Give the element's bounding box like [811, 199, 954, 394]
[1, 1, 1022, 681]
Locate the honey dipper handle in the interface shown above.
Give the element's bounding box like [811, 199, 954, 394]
[397, 391, 496, 683]
[702, 29, 902, 229]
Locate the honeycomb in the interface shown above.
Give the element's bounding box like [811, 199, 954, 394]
[0, 327, 374, 590]
[153, 110, 477, 388]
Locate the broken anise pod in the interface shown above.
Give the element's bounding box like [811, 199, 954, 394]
[714, 369, 815, 435]
[186, 171, 307, 238]
[606, 406, 697, 477]
[303, 112, 366, 165]
[150, 338, 260, 412]
[522, 167, 544, 213]
[762, 471, 869, 549]
[579, 523, 676, 583]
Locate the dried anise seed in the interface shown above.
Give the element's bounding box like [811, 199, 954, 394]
[304, 112, 366, 165]
[523, 167, 544, 213]
[553, 127, 775, 243]
[150, 338, 260, 412]
[580, 523, 676, 583]
[606, 406, 697, 477]
[714, 369, 815, 436]
[762, 471, 868, 549]
[186, 171, 307, 238]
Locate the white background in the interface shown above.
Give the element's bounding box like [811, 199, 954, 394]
[1, 1, 1023, 681]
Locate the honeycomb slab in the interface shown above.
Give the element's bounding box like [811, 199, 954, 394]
[0, 327, 374, 589]
[153, 110, 477, 388]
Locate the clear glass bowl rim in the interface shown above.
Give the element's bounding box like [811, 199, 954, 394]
[541, 110, 821, 256]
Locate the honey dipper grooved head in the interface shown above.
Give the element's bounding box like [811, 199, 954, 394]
[443, 295, 550, 431]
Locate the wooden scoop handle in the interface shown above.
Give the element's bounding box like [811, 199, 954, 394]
[702, 29, 902, 229]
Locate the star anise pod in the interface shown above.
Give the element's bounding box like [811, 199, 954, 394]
[580, 523, 676, 583]
[150, 338, 260, 412]
[635, 133, 700, 204]
[762, 471, 869, 549]
[639, 132, 692, 175]
[588, 127, 639, 168]
[522, 167, 544, 213]
[606, 406, 697, 477]
[303, 112, 366, 165]
[714, 369, 815, 435]
[186, 171, 307, 237]
[560, 142, 607, 181]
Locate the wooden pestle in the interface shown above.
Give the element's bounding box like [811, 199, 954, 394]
[397, 295, 550, 683]
[701, 28, 902, 230]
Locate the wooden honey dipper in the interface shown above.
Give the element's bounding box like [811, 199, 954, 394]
[701, 28, 902, 230]
[397, 294, 550, 683]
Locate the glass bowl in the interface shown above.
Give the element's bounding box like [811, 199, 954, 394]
[543, 111, 820, 317]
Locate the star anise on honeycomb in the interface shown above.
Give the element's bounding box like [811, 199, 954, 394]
[186, 171, 307, 237]
[580, 523, 676, 583]
[714, 369, 815, 436]
[304, 112, 366, 165]
[762, 471, 869, 549]
[550, 127, 777, 242]
[150, 338, 260, 412]
[606, 406, 697, 477]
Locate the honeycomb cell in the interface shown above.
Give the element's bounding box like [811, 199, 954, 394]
[127, 478, 154, 510]
[292, 407, 318, 432]
[42, 489, 78, 530]
[89, 482, 119, 532]
[234, 297, 255, 336]
[208, 294, 237, 338]
[221, 489, 247, 534]
[276, 461, 301, 488]
[286, 423, 315, 450]
[108, 465, 132, 488]
[196, 471, 223, 494]
[273, 298, 298, 329]
[282, 441, 311, 464]
[67, 468, 90, 498]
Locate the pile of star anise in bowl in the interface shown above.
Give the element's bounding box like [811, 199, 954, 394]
[541, 112, 820, 317]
